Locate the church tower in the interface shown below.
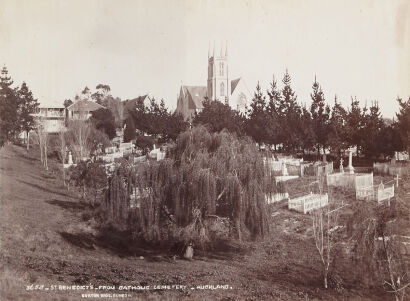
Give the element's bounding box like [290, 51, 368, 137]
[207, 41, 230, 103]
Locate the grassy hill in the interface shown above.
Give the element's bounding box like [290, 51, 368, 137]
[0, 144, 405, 300]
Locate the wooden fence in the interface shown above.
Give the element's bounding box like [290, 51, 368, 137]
[288, 192, 328, 214]
[373, 162, 409, 177]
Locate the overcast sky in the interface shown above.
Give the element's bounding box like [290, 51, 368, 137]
[1, 0, 409, 118]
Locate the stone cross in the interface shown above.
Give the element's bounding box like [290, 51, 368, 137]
[68, 151, 73, 165]
[340, 158, 344, 174]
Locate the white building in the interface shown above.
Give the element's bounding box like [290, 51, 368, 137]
[176, 44, 251, 120]
[32, 105, 66, 133]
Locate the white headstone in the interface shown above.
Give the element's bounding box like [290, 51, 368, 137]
[68, 151, 73, 165]
[340, 158, 344, 174]
[282, 162, 288, 176]
[346, 150, 355, 174]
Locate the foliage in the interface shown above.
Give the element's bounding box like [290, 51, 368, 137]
[348, 201, 408, 300]
[63, 99, 73, 108]
[193, 98, 245, 136]
[396, 97, 410, 154]
[90, 108, 116, 140]
[245, 83, 270, 144]
[135, 135, 154, 155]
[310, 77, 330, 155]
[103, 126, 277, 246]
[123, 116, 136, 142]
[0, 66, 19, 146]
[68, 160, 107, 204]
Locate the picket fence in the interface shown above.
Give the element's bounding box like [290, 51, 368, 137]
[288, 192, 328, 214]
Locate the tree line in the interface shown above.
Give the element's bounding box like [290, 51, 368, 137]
[194, 70, 410, 160]
[0, 66, 39, 148]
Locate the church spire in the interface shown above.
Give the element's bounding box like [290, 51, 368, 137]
[208, 41, 210, 59]
[220, 40, 223, 57]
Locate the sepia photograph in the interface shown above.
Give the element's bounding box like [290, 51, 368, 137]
[0, 0, 409, 300]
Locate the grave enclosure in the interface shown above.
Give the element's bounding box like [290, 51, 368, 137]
[288, 192, 329, 214]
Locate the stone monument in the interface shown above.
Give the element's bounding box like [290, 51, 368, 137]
[340, 158, 344, 174]
[68, 151, 73, 165]
[345, 149, 355, 174]
[282, 162, 288, 176]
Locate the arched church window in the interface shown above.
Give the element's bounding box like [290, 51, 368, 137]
[220, 82, 225, 96]
[220, 62, 224, 76]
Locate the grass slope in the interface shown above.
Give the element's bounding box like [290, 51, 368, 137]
[0, 144, 406, 300]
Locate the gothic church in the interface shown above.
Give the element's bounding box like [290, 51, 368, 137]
[176, 43, 251, 120]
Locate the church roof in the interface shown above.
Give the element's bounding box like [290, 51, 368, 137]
[67, 100, 104, 112]
[182, 86, 207, 109]
[231, 78, 241, 94]
[124, 95, 149, 112]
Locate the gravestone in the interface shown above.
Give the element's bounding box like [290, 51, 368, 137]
[282, 162, 288, 176]
[345, 150, 355, 174]
[68, 151, 73, 165]
[340, 158, 344, 174]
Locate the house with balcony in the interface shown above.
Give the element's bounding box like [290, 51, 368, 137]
[32, 105, 66, 133]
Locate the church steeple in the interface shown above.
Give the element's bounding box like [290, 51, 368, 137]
[207, 40, 230, 102]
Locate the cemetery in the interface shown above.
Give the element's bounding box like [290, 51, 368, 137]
[1, 2, 409, 299]
[288, 192, 328, 214]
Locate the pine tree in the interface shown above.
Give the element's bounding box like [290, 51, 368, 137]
[361, 101, 384, 158]
[310, 77, 330, 157]
[246, 82, 269, 145]
[396, 96, 410, 154]
[328, 95, 348, 157]
[0, 66, 19, 146]
[346, 97, 363, 155]
[266, 76, 282, 148]
[17, 82, 39, 150]
[281, 70, 302, 151]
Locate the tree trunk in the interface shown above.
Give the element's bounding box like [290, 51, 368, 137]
[26, 131, 30, 151]
[324, 271, 328, 289]
[236, 219, 242, 242]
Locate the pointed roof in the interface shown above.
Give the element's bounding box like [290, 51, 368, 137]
[231, 78, 241, 94]
[124, 95, 149, 111]
[67, 100, 104, 112]
[182, 86, 207, 109]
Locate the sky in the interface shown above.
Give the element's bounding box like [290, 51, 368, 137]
[0, 0, 409, 118]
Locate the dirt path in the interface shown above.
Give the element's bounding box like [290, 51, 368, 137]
[0, 145, 392, 300]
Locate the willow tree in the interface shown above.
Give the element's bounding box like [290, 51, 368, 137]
[104, 126, 277, 245]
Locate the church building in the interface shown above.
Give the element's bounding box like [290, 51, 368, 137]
[176, 43, 251, 121]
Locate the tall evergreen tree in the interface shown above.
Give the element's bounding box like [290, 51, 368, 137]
[328, 95, 348, 156]
[361, 101, 384, 158]
[17, 82, 39, 150]
[281, 70, 302, 151]
[246, 82, 269, 145]
[396, 96, 410, 154]
[0, 66, 19, 146]
[310, 77, 330, 156]
[346, 97, 363, 155]
[266, 76, 282, 148]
